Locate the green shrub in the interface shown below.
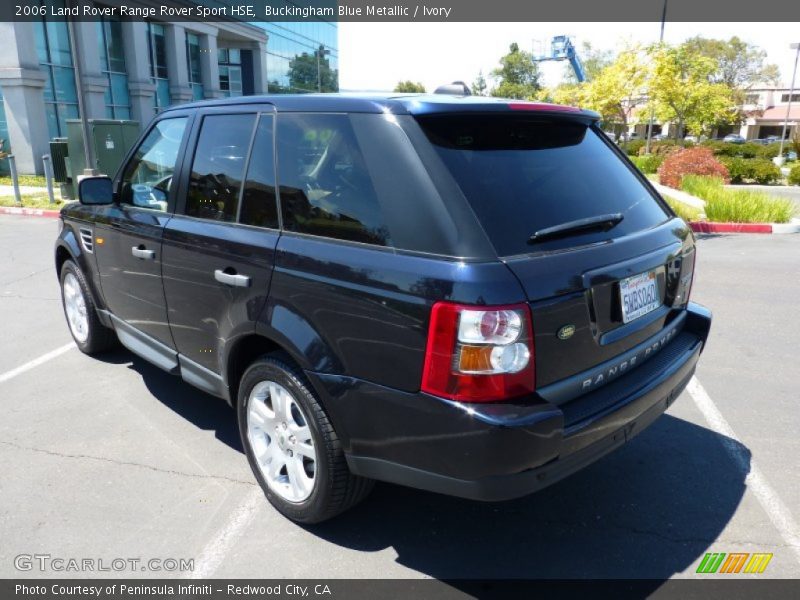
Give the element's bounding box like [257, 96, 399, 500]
[629, 154, 664, 174]
[759, 143, 782, 159]
[622, 139, 646, 156]
[681, 175, 795, 223]
[789, 163, 800, 186]
[719, 157, 745, 183]
[644, 140, 689, 157]
[702, 140, 763, 158]
[719, 157, 781, 184]
[663, 196, 701, 222]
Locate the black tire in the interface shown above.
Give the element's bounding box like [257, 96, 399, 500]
[59, 259, 117, 354]
[237, 353, 373, 523]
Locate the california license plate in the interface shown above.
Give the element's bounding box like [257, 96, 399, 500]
[620, 270, 661, 324]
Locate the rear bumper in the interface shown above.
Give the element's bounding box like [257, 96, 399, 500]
[307, 303, 711, 501]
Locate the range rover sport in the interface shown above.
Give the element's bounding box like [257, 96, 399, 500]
[55, 94, 712, 523]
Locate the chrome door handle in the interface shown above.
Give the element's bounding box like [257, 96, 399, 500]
[131, 246, 155, 260]
[214, 269, 251, 288]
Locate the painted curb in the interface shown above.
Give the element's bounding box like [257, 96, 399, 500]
[0, 206, 61, 219]
[690, 218, 800, 234]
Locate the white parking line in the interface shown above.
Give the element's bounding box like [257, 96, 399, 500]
[687, 376, 800, 566]
[0, 342, 75, 385]
[188, 487, 264, 578]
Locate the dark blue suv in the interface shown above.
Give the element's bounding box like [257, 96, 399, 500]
[56, 94, 711, 522]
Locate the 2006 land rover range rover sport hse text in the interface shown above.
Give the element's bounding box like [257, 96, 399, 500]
[55, 94, 711, 523]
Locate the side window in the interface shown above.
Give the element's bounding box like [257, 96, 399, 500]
[276, 113, 390, 246]
[240, 115, 279, 229]
[120, 117, 187, 211]
[185, 113, 256, 222]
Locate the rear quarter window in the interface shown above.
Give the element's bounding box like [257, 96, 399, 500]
[415, 115, 670, 255]
[276, 113, 390, 246]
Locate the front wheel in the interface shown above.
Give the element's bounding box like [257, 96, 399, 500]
[237, 354, 373, 523]
[59, 259, 116, 354]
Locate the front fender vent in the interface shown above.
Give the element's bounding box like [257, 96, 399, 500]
[79, 228, 94, 254]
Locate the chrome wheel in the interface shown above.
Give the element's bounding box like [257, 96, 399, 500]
[247, 380, 316, 503]
[63, 272, 89, 343]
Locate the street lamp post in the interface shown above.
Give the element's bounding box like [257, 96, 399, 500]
[777, 42, 800, 165]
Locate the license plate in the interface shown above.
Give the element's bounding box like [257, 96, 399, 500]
[619, 270, 661, 324]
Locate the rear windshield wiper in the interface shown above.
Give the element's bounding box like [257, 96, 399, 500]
[528, 213, 624, 244]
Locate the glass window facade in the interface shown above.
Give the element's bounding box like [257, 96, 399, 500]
[256, 22, 339, 93]
[97, 18, 130, 120]
[148, 23, 170, 112]
[218, 48, 243, 97]
[34, 0, 79, 138]
[186, 32, 204, 101]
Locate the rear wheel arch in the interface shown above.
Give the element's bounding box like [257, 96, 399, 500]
[226, 334, 288, 406]
[225, 334, 350, 447]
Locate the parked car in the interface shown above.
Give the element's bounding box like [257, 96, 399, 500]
[651, 133, 669, 141]
[55, 94, 712, 523]
[723, 134, 746, 144]
[603, 131, 617, 141]
[684, 135, 699, 144]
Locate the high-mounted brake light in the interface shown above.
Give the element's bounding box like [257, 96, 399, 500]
[508, 102, 581, 113]
[421, 302, 535, 402]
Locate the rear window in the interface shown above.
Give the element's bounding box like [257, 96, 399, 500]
[415, 115, 669, 255]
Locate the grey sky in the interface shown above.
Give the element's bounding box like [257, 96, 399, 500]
[338, 22, 800, 92]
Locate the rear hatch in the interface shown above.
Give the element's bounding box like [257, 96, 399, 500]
[412, 110, 696, 400]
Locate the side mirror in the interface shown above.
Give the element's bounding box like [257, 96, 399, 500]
[78, 176, 114, 205]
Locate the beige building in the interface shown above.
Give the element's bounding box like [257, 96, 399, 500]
[625, 85, 799, 141]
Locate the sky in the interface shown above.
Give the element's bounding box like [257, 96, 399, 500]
[338, 22, 800, 92]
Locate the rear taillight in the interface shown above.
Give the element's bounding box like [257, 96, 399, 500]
[675, 250, 696, 307]
[421, 302, 535, 402]
[686, 249, 696, 303]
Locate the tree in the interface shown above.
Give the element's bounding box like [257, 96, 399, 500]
[394, 81, 426, 93]
[562, 41, 613, 83]
[581, 47, 650, 139]
[471, 71, 488, 96]
[681, 36, 780, 89]
[550, 83, 584, 107]
[647, 45, 738, 139]
[680, 37, 780, 128]
[490, 43, 542, 100]
[289, 46, 338, 93]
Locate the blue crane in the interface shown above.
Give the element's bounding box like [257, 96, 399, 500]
[533, 36, 587, 83]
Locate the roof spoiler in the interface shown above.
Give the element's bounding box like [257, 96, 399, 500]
[434, 81, 471, 96]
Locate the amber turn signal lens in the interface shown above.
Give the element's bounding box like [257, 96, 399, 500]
[457, 345, 494, 373]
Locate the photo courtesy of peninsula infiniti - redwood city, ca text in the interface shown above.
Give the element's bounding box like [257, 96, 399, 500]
[55, 92, 712, 523]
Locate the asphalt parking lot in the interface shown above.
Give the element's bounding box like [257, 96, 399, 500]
[1, 214, 799, 582]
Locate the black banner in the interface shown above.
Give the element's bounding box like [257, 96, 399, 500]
[2, 0, 800, 22]
[4, 579, 800, 600]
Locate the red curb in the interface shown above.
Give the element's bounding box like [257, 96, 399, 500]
[690, 221, 773, 234]
[0, 206, 61, 219]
